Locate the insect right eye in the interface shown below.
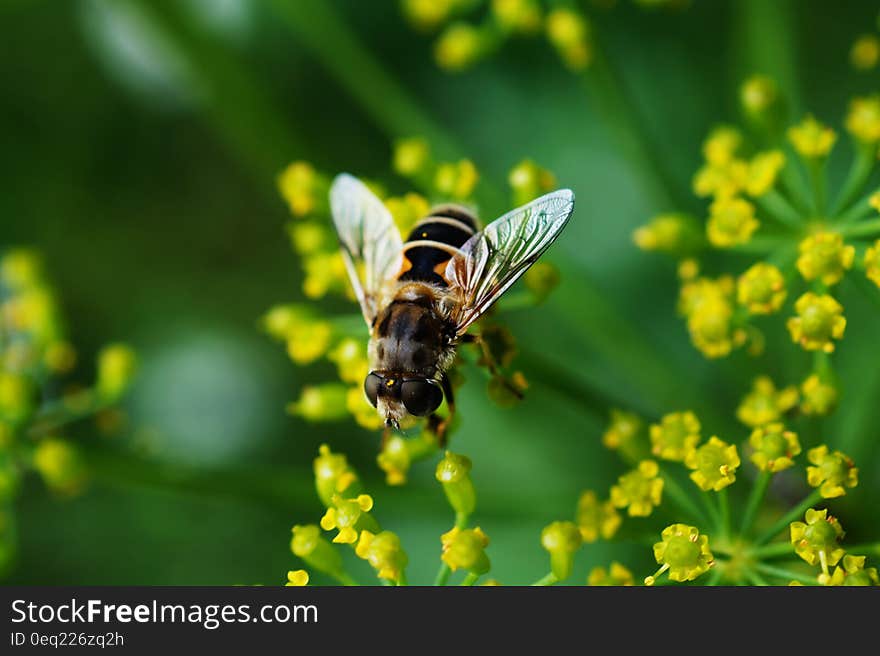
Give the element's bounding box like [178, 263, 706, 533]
[364, 372, 382, 408]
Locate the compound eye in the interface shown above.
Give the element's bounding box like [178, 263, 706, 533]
[400, 379, 443, 417]
[364, 372, 382, 408]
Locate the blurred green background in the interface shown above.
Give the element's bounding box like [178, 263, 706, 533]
[2, 0, 879, 585]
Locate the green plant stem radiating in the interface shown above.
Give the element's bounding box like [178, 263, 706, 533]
[659, 467, 711, 528]
[741, 566, 770, 586]
[740, 471, 771, 537]
[128, 0, 305, 183]
[836, 186, 880, 224]
[752, 561, 817, 585]
[705, 566, 725, 586]
[831, 144, 876, 217]
[718, 488, 731, 540]
[749, 540, 794, 560]
[460, 572, 480, 586]
[838, 218, 880, 239]
[581, 44, 683, 211]
[531, 572, 559, 586]
[755, 488, 823, 545]
[757, 189, 805, 229]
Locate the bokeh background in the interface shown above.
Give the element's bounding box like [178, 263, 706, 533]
[2, 0, 879, 585]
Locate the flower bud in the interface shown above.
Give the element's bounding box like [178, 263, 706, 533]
[320, 494, 379, 544]
[95, 344, 138, 402]
[647, 524, 713, 585]
[790, 508, 845, 569]
[788, 115, 836, 158]
[684, 436, 740, 491]
[845, 95, 880, 144]
[288, 384, 350, 422]
[434, 159, 479, 199]
[748, 423, 800, 473]
[291, 524, 345, 579]
[541, 520, 582, 581]
[796, 232, 854, 287]
[32, 437, 87, 496]
[806, 445, 858, 499]
[787, 292, 846, 353]
[434, 23, 484, 72]
[610, 460, 664, 517]
[441, 526, 490, 575]
[355, 530, 408, 583]
[286, 570, 309, 586]
[313, 444, 361, 507]
[435, 451, 476, 516]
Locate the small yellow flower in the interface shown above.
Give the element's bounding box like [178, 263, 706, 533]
[286, 319, 332, 365]
[545, 8, 592, 70]
[286, 221, 330, 256]
[508, 159, 557, 206]
[872, 192, 880, 213]
[827, 555, 880, 586]
[740, 75, 779, 117]
[401, 0, 455, 31]
[588, 562, 634, 586]
[434, 23, 484, 72]
[737, 262, 786, 315]
[864, 239, 880, 288]
[346, 386, 385, 431]
[290, 525, 345, 579]
[44, 341, 77, 374]
[385, 192, 431, 236]
[0, 372, 33, 424]
[601, 408, 643, 454]
[278, 161, 324, 217]
[302, 251, 350, 299]
[646, 524, 714, 585]
[748, 423, 801, 473]
[96, 343, 138, 401]
[686, 297, 740, 359]
[678, 258, 700, 281]
[541, 520, 583, 581]
[788, 115, 836, 158]
[355, 530, 408, 583]
[312, 444, 361, 507]
[285, 570, 309, 586]
[678, 275, 734, 317]
[796, 232, 855, 286]
[320, 494, 378, 544]
[0, 249, 43, 290]
[692, 160, 748, 199]
[440, 526, 490, 575]
[32, 437, 87, 496]
[790, 508, 845, 571]
[327, 338, 369, 385]
[845, 95, 880, 144]
[632, 213, 700, 254]
[287, 384, 350, 422]
[745, 150, 785, 197]
[575, 490, 622, 542]
[610, 460, 664, 517]
[851, 34, 880, 70]
[707, 196, 759, 248]
[806, 445, 858, 499]
[702, 126, 742, 166]
[434, 159, 479, 199]
[491, 0, 542, 34]
[436, 451, 476, 516]
[685, 436, 739, 491]
[800, 375, 838, 416]
[649, 411, 701, 462]
[736, 375, 799, 428]
[787, 292, 846, 353]
[392, 137, 431, 177]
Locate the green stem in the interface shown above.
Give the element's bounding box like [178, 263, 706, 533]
[581, 42, 683, 210]
[705, 566, 725, 586]
[718, 488, 731, 540]
[434, 564, 452, 587]
[831, 143, 877, 217]
[839, 542, 880, 557]
[756, 189, 806, 229]
[727, 234, 792, 255]
[699, 490, 722, 534]
[741, 566, 770, 586]
[397, 571, 408, 586]
[838, 218, 880, 239]
[752, 561, 818, 585]
[808, 158, 827, 216]
[461, 572, 480, 586]
[531, 572, 559, 586]
[836, 185, 880, 225]
[658, 466, 711, 527]
[755, 488, 823, 545]
[740, 471, 772, 537]
[749, 540, 794, 559]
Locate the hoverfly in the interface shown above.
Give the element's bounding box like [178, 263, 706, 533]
[329, 173, 574, 443]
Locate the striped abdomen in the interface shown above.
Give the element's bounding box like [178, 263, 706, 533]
[398, 205, 479, 286]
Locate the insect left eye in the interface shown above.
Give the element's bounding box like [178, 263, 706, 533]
[400, 379, 443, 417]
[364, 372, 382, 408]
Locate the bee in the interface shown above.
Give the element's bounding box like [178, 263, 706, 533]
[329, 173, 575, 443]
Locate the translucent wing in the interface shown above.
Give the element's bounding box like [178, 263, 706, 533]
[445, 189, 575, 335]
[329, 173, 404, 325]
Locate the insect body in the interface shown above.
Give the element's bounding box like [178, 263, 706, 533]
[329, 174, 575, 441]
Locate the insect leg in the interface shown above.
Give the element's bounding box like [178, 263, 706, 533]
[465, 331, 525, 400]
[428, 374, 455, 448]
